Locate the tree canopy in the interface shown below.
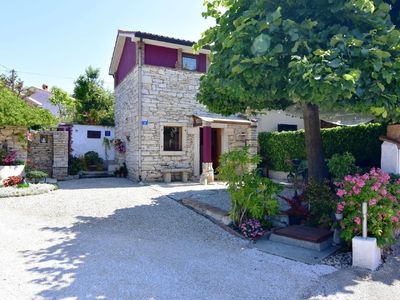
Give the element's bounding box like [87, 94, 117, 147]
[196, 0, 400, 180]
[49, 86, 76, 123]
[73, 66, 114, 126]
[0, 84, 57, 128]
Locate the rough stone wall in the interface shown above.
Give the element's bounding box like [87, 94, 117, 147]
[0, 126, 28, 162]
[27, 131, 68, 180]
[114, 67, 140, 179]
[140, 66, 208, 181]
[27, 133, 54, 176]
[114, 65, 259, 182]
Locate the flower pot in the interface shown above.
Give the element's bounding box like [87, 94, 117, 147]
[335, 213, 343, 220]
[0, 165, 25, 181]
[387, 124, 400, 142]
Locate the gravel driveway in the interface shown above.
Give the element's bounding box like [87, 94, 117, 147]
[0, 178, 338, 299]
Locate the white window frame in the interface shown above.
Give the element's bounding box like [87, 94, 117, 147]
[160, 123, 187, 156]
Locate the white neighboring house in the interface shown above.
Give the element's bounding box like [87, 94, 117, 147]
[71, 124, 116, 161]
[25, 84, 60, 117]
[257, 110, 304, 132]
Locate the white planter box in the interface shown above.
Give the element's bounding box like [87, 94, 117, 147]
[268, 170, 289, 181]
[0, 165, 25, 180]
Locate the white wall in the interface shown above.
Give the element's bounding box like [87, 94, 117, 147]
[71, 124, 116, 160]
[257, 110, 304, 132]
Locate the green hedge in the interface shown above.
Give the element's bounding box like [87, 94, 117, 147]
[259, 123, 385, 171]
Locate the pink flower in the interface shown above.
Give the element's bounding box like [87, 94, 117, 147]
[391, 216, 399, 223]
[352, 186, 361, 195]
[344, 175, 353, 182]
[369, 199, 377, 206]
[336, 189, 346, 197]
[336, 203, 345, 213]
[354, 217, 361, 225]
[371, 182, 381, 191]
[381, 189, 387, 196]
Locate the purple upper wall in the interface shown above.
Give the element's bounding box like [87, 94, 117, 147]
[114, 40, 208, 87]
[145, 44, 178, 68]
[115, 38, 136, 86]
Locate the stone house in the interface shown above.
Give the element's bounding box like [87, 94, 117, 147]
[109, 31, 258, 182]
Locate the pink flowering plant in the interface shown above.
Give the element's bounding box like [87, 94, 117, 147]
[113, 138, 126, 153]
[336, 168, 400, 247]
[240, 219, 264, 239]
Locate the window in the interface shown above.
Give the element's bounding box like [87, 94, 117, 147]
[163, 127, 182, 151]
[182, 55, 197, 71]
[87, 130, 101, 139]
[277, 124, 298, 132]
[105, 130, 111, 137]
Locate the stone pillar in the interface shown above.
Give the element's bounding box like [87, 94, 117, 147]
[200, 126, 214, 184]
[52, 131, 68, 180]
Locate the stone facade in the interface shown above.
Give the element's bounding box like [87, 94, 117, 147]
[0, 126, 28, 162]
[28, 131, 68, 180]
[115, 65, 258, 182]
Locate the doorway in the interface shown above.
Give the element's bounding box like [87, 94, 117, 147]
[199, 127, 222, 173]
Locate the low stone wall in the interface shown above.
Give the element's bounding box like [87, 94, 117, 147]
[28, 131, 68, 180]
[0, 126, 28, 162]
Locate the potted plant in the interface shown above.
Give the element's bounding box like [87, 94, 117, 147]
[279, 192, 308, 225]
[120, 163, 128, 177]
[26, 170, 48, 184]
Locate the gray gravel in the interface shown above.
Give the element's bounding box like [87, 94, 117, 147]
[0, 178, 337, 300]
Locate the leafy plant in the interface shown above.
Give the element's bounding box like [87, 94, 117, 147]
[0, 83, 57, 128]
[240, 219, 264, 239]
[279, 193, 308, 218]
[327, 152, 357, 180]
[3, 175, 24, 187]
[83, 151, 103, 166]
[218, 148, 281, 225]
[304, 180, 336, 229]
[336, 168, 400, 247]
[26, 170, 48, 183]
[68, 155, 85, 175]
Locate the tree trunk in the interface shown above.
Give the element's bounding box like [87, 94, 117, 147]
[302, 103, 327, 182]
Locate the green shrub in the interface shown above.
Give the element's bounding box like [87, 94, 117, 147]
[83, 151, 103, 166]
[304, 180, 336, 229]
[218, 148, 281, 225]
[68, 155, 85, 175]
[327, 152, 357, 180]
[26, 170, 48, 183]
[259, 123, 385, 171]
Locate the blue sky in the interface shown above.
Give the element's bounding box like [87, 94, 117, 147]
[0, 0, 213, 93]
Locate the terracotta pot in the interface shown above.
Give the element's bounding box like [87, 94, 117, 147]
[387, 124, 400, 142]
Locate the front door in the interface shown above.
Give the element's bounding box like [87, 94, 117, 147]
[199, 127, 222, 173]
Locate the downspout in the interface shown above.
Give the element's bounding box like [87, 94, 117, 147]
[137, 37, 143, 182]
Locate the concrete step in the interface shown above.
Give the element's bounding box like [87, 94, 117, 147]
[255, 237, 340, 265]
[270, 225, 333, 251]
[79, 171, 113, 178]
[181, 198, 231, 225]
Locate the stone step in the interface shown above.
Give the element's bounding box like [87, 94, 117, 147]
[270, 225, 333, 251]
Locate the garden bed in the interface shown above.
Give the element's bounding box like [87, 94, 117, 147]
[0, 183, 57, 198]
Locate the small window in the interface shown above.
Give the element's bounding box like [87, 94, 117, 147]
[182, 55, 197, 71]
[277, 124, 298, 132]
[87, 130, 101, 139]
[163, 127, 182, 151]
[105, 130, 111, 137]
